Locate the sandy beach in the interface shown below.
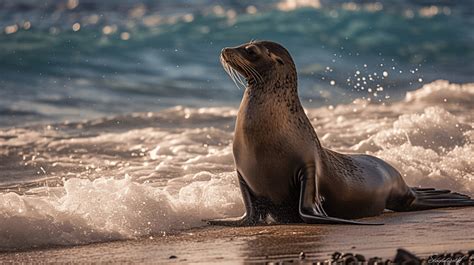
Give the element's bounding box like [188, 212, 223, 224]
[1, 207, 473, 263]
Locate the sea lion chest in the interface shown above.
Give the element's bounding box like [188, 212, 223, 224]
[233, 100, 312, 203]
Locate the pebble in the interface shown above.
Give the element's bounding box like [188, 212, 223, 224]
[331, 251, 341, 260]
[295, 248, 474, 264]
[355, 254, 366, 261]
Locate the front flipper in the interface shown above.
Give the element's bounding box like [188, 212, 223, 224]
[298, 168, 383, 225]
[206, 172, 262, 226]
[206, 215, 257, 226]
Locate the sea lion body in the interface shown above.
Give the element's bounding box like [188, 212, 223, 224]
[234, 90, 411, 220]
[209, 40, 474, 225]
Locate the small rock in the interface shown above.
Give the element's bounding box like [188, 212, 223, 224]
[452, 253, 467, 264]
[299, 252, 306, 259]
[169, 255, 177, 259]
[344, 255, 358, 264]
[355, 254, 366, 262]
[331, 251, 342, 260]
[368, 257, 382, 265]
[393, 248, 420, 265]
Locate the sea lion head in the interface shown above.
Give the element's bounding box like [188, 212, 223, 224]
[220, 40, 296, 87]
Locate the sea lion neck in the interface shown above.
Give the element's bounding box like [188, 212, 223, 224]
[244, 68, 299, 105]
[239, 67, 325, 151]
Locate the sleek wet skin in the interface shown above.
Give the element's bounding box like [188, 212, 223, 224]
[209, 40, 474, 226]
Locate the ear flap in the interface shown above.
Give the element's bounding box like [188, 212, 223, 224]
[269, 52, 285, 65]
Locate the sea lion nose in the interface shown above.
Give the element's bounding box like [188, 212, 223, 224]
[221, 48, 232, 59]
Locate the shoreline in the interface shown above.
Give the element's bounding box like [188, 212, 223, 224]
[1, 208, 473, 263]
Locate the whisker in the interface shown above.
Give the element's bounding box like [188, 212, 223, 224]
[241, 60, 263, 83]
[227, 57, 247, 89]
[230, 65, 246, 89]
[237, 56, 263, 83]
[235, 57, 258, 84]
[231, 67, 246, 89]
[220, 52, 265, 89]
[221, 55, 242, 89]
[237, 64, 247, 87]
[231, 63, 245, 85]
[247, 65, 262, 83]
[229, 69, 240, 89]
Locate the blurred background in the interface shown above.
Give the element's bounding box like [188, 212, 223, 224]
[1, 0, 473, 127]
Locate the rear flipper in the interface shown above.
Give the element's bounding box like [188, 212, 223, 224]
[404, 187, 474, 211]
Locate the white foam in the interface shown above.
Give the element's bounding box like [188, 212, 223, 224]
[0, 80, 473, 249]
[0, 174, 243, 249]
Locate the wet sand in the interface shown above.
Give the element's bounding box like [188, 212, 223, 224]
[1, 207, 473, 263]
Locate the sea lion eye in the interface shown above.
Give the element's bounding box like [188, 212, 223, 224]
[245, 46, 258, 56]
[275, 57, 284, 65]
[269, 52, 285, 65]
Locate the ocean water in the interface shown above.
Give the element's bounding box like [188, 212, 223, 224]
[0, 0, 473, 250]
[1, 0, 473, 126]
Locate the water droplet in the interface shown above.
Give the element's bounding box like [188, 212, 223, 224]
[67, 0, 79, 10]
[72, 23, 81, 31]
[4, 24, 18, 34]
[246, 5, 258, 14]
[23, 21, 31, 30]
[120, 32, 130, 40]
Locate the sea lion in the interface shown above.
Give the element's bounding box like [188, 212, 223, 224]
[209, 40, 474, 225]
